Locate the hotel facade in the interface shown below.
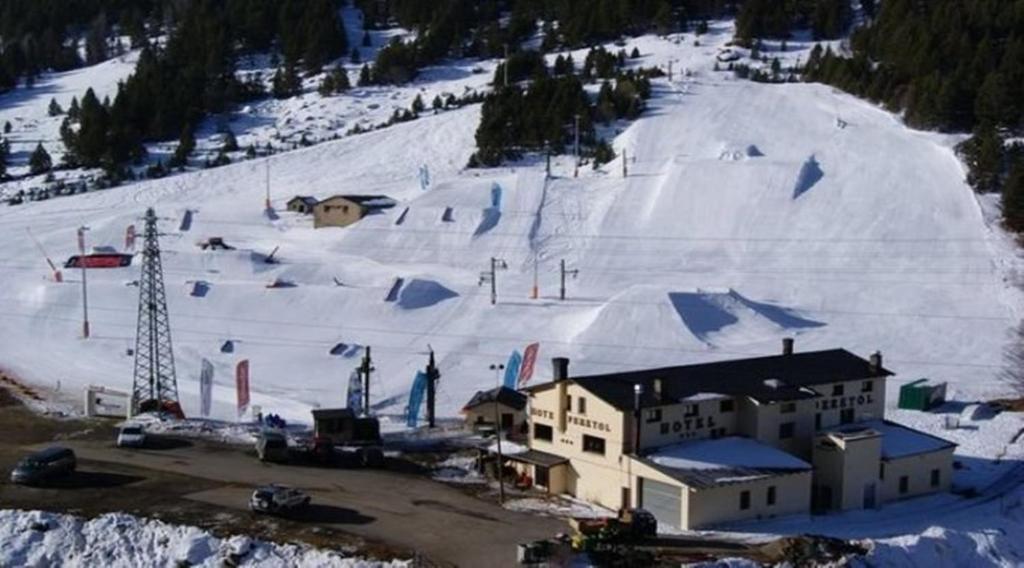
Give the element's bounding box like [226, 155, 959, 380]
[509, 341, 955, 530]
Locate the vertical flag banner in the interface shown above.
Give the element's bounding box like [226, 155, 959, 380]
[406, 371, 428, 427]
[503, 350, 522, 389]
[346, 369, 363, 414]
[236, 359, 250, 418]
[199, 358, 214, 418]
[517, 342, 540, 388]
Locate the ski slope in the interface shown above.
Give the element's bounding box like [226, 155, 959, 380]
[0, 22, 1019, 431]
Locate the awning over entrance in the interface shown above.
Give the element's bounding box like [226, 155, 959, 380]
[505, 449, 568, 468]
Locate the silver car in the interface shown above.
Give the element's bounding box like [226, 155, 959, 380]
[249, 484, 310, 514]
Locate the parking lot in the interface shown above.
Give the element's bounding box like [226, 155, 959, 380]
[0, 390, 564, 567]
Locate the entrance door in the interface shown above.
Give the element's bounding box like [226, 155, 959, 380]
[501, 413, 514, 430]
[535, 465, 549, 489]
[640, 478, 681, 529]
[863, 483, 876, 509]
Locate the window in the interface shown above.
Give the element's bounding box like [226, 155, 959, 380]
[720, 399, 734, 413]
[930, 469, 940, 488]
[535, 466, 549, 488]
[780, 402, 796, 414]
[862, 380, 873, 393]
[840, 408, 855, 425]
[582, 434, 606, 455]
[501, 413, 514, 429]
[779, 422, 795, 439]
[899, 476, 909, 494]
[767, 486, 776, 506]
[740, 490, 751, 510]
[577, 397, 587, 415]
[879, 463, 885, 480]
[685, 404, 699, 417]
[533, 423, 553, 441]
[646, 408, 663, 423]
[565, 395, 572, 411]
[832, 384, 844, 396]
[814, 413, 822, 431]
[660, 422, 669, 435]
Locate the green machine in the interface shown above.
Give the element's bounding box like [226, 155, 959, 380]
[898, 379, 947, 411]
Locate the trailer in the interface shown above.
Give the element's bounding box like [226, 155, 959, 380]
[64, 253, 134, 268]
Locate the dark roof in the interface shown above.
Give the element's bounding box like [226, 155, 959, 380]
[288, 195, 318, 206]
[320, 195, 397, 209]
[464, 386, 527, 411]
[505, 449, 568, 468]
[312, 408, 355, 419]
[530, 349, 891, 409]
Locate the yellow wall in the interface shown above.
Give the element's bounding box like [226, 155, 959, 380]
[638, 395, 738, 448]
[808, 379, 885, 431]
[812, 432, 883, 510]
[686, 471, 812, 529]
[313, 197, 365, 228]
[879, 448, 954, 503]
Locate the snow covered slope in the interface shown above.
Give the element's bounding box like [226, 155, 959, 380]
[0, 21, 1019, 430]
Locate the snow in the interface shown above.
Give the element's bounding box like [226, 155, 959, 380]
[825, 420, 955, 459]
[0, 509, 407, 567]
[504, 496, 616, 520]
[647, 437, 811, 471]
[0, 15, 1022, 565]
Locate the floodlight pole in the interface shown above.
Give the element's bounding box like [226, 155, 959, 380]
[77, 226, 90, 338]
[490, 362, 506, 504]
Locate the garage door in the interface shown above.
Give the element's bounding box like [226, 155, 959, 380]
[640, 477, 681, 529]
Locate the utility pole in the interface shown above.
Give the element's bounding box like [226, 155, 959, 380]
[622, 148, 628, 178]
[130, 208, 180, 416]
[559, 259, 579, 301]
[479, 257, 508, 305]
[545, 143, 551, 179]
[489, 362, 506, 504]
[361, 346, 374, 416]
[77, 226, 90, 338]
[503, 44, 509, 88]
[633, 383, 643, 454]
[426, 348, 440, 428]
[264, 160, 272, 211]
[668, 60, 673, 82]
[573, 114, 581, 178]
[531, 255, 539, 299]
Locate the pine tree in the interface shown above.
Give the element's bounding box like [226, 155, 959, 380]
[48, 98, 63, 116]
[630, 47, 640, 59]
[169, 124, 195, 168]
[432, 95, 443, 111]
[411, 94, 425, 114]
[29, 143, 52, 175]
[222, 129, 238, 152]
[1003, 156, 1024, 233]
[351, 48, 361, 64]
[358, 64, 372, 86]
[0, 138, 8, 179]
[362, 31, 372, 48]
[67, 97, 80, 119]
[960, 126, 1004, 193]
[3, 121, 11, 134]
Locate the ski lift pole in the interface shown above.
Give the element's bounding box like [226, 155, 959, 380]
[77, 226, 90, 338]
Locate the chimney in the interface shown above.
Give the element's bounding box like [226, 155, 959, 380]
[653, 378, 663, 403]
[552, 357, 570, 381]
[782, 337, 794, 356]
[869, 351, 882, 374]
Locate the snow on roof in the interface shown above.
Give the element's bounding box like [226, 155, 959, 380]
[648, 436, 811, 472]
[681, 392, 729, 402]
[830, 420, 955, 459]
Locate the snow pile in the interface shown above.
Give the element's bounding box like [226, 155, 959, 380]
[0, 509, 407, 568]
[504, 496, 615, 520]
[431, 455, 486, 484]
[648, 437, 811, 471]
[860, 524, 1024, 568]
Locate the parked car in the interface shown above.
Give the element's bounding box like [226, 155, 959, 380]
[255, 430, 290, 462]
[116, 424, 146, 448]
[10, 447, 76, 485]
[249, 484, 310, 514]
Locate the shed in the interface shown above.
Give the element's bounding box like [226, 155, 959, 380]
[287, 196, 319, 214]
[898, 379, 947, 411]
[311, 408, 381, 445]
[313, 195, 396, 228]
[462, 386, 528, 434]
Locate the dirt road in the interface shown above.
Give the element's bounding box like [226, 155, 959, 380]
[0, 391, 563, 567]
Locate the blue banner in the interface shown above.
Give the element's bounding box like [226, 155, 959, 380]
[407, 371, 428, 427]
[503, 350, 522, 389]
[490, 183, 502, 209]
[346, 369, 363, 414]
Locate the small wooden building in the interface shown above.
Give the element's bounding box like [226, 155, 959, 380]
[287, 196, 319, 214]
[311, 408, 381, 444]
[312, 195, 395, 228]
[462, 386, 527, 434]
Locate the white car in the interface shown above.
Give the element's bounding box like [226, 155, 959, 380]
[249, 485, 311, 515]
[116, 424, 146, 448]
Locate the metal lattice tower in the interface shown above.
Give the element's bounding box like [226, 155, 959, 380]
[130, 208, 179, 415]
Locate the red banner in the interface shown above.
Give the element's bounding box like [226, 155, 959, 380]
[236, 359, 250, 418]
[517, 342, 540, 388]
[125, 224, 136, 250]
